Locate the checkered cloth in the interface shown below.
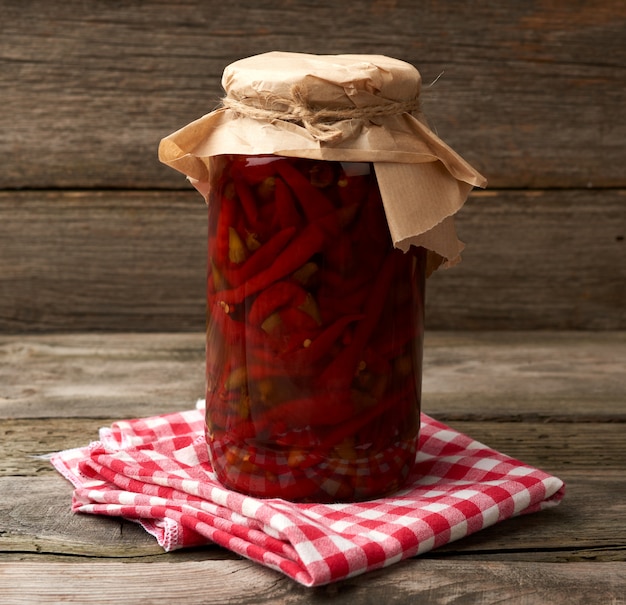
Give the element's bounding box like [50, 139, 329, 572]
[50, 401, 564, 587]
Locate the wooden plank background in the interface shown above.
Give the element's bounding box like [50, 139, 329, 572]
[1, 0, 625, 332]
[1, 332, 625, 602]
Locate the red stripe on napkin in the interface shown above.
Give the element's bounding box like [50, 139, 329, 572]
[51, 403, 564, 587]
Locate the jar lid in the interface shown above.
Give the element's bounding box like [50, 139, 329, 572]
[222, 52, 421, 116]
[159, 52, 487, 267]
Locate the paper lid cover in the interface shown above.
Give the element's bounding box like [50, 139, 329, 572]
[159, 51, 487, 266]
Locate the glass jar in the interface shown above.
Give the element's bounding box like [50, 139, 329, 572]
[205, 154, 426, 502]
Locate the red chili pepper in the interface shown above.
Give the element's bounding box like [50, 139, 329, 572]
[286, 314, 363, 365]
[225, 226, 296, 287]
[206, 156, 424, 502]
[214, 443, 322, 500]
[246, 348, 318, 381]
[278, 306, 320, 333]
[254, 390, 356, 436]
[371, 304, 418, 357]
[316, 286, 369, 322]
[218, 223, 326, 305]
[343, 187, 389, 271]
[324, 236, 354, 271]
[362, 184, 391, 245]
[316, 266, 354, 291]
[359, 394, 419, 455]
[207, 411, 256, 441]
[274, 176, 305, 230]
[246, 360, 315, 382]
[231, 155, 279, 185]
[313, 203, 359, 239]
[272, 428, 320, 449]
[247, 280, 308, 326]
[214, 194, 237, 266]
[319, 251, 399, 390]
[208, 298, 271, 349]
[361, 347, 392, 375]
[232, 175, 259, 228]
[275, 160, 336, 221]
[337, 170, 371, 207]
[245, 345, 280, 365]
[299, 383, 415, 469]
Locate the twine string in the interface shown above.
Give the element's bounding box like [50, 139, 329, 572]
[221, 84, 421, 143]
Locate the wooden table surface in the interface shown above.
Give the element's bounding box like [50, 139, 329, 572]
[1, 331, 625, 604]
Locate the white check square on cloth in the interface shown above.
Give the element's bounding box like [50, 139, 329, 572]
[51, 403, 565, 587]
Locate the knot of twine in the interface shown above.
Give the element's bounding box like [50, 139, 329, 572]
[222, 84, 420, 143]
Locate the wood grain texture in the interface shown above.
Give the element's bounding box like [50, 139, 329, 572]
[1, 332, 624, 420]
[0, 191, 207, 333]
[2, 473, 624, 563]
[1, 0, 625, 189]
[2, 417, 624, 478]
[0, 333, 206, 419]
[421, 331, 626, 419]
[0, 476, 163, 556]
[1, 0, 625, 333]
[1, 189, 624, 332]
[428, 189, 626, 330]
[0, 331, 624, 603]
[1, 557, 625, 604]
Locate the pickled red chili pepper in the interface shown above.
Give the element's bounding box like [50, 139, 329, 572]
[274, 160, 335, 220]
[205, 155, 425, 503]
[216, 224, 326, 306]
[226, 226, 296, 288]
[232, 175, 260, 228]
[274, 177, 305, 231]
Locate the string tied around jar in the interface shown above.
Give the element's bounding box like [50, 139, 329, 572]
[221, 84, 421, 143]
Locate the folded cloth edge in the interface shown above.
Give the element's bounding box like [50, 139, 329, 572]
[49, 406, 565, 587]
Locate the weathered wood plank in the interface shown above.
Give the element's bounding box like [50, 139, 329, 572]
[0, 556, 625, 604]
[1, 470, 623, 559]
[431, 470, 626, 558]
[1, 189, 624, 332]
[429, 190, 626, 330]
[1, 332, 624, 420]
[0, 476, 163, 557]
[1, 418, 624, 477]
[0, 191, 207, 333]
[1, 0, 624, 189]
[421, 331, 626, 420]
[0, 327, 623, 602]
[0, 333, 206, 419]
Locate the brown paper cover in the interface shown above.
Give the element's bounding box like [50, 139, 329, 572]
[159, 51, 486, 266]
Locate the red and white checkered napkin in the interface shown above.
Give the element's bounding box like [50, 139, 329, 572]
[50, 403, 565, 587]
